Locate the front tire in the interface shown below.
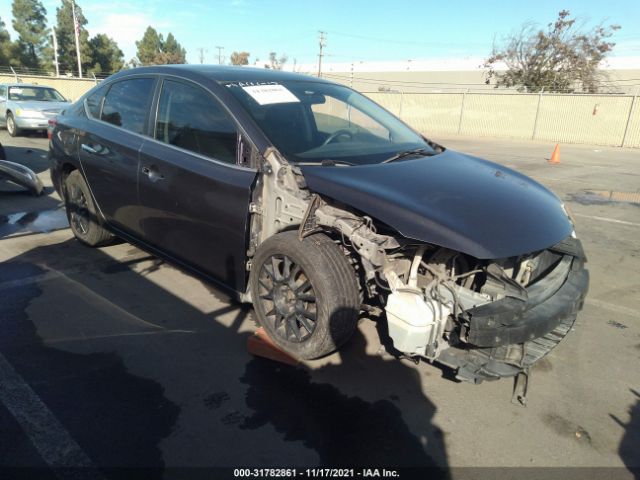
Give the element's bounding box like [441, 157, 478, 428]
[250, 231, 360, 360]
[64, 170, 115, 247]
[7, 113, 20, 137]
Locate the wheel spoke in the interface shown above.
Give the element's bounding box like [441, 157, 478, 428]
[289, 264, 301, 280]
[265, 307, 276, 317]
[295, 280, 311, 294]
[282, 313, 290, 337]
[296, 313, 315, 334]
[258, 278, 272, 292]
[297, 293, 316, 303]
[299, 309, 317, 322]
[282, 256, 292, 280]
[271, 256, 282, 282]
[262, 264, 275, 281]
[288, 314, 302, 341]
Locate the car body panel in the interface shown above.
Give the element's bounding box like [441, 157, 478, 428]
[76, 118, 146, 236]
[138, 140, 256, 291]
[300, 150, 573, 259]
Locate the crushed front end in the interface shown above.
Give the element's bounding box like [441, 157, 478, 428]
[305, 198, 589, 389]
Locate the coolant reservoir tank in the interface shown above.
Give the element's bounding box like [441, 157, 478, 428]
[385, 290, 439, 356]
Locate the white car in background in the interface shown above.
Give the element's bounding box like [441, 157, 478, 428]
[0, 83, 70, 137]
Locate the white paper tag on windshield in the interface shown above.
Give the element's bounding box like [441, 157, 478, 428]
[242, 84, 300, 105]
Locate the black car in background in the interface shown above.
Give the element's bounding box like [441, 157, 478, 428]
[49, 65, 588, 388]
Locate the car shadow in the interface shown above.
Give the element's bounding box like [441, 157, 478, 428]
[2, 144, 50, 175]
[241, 324, 449, 470]
[0, 236, 450, 476]
[612, 389, 640, 479]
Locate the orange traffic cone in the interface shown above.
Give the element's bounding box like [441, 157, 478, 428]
[247, 327, 299, 366]
[548, 143, 561, 164]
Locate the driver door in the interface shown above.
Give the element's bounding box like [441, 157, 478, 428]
[137, 78, 257, 291]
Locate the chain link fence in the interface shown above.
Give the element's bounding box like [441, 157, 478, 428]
[366, 91, 640, 148]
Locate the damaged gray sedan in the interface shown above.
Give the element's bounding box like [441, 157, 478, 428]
[49, 66, 588, 393]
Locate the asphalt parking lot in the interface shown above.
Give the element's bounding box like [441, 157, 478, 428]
[0, 130, 639, 478]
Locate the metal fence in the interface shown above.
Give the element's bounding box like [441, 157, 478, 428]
[1, 70, 639, 148]
[366, 91, 640, 148]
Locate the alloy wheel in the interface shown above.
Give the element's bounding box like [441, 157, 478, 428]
[68, 184, 90, 236]
[257, 254, 318, 342]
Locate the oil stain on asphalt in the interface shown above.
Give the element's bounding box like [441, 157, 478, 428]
[0, 260, 180, 475]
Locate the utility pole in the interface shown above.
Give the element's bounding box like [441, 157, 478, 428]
[317, 31, 326, 78]
[71, 0, 82, 78]
[52, 27, 60, 77]
[215, 46, 224, 65]
[350, 62, 354, 88]
[197, 48, 207, 64]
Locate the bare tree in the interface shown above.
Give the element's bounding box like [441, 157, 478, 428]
[268, 51, 288, 70]
[230, 51, 249, 65]
[483, 10, 620, 93]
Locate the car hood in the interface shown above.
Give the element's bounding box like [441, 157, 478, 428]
[299, 150, 573, 259]
[10, 100, 69, 113]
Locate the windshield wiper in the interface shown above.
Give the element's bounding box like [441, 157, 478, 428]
[382, 148, 435, 164]
[295, 159, 356, 167]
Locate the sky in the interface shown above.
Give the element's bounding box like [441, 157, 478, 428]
[1, 0, 639, 69]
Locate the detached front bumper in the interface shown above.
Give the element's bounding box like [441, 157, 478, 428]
[0, 160, 44, 195]
[436, 238, 589, 383]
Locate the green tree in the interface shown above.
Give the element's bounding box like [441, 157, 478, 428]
[88, 33, 124, 74]
[230, 51, 250, 65]
[135, 27, 186, 65]
[0, 17, 17, 66]
[11, 0, 50, 70]
[483, 10, 620, 93]
[55, 0, 92, 76]
[161, 33, 186, 64]
[135, 26, 162, 65]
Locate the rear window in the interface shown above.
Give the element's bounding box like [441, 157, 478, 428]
[101, 78, 155, 134]
[85, 85, 108, 119]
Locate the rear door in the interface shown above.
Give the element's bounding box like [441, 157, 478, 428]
[78, 76, 156, 236]
[138, 78, 257, 291]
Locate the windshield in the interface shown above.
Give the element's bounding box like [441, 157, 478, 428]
[8, 86, 66, 102]
[224, 80, 436, 165]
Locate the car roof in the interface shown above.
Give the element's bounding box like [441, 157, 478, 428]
[109, 64, 335, 85]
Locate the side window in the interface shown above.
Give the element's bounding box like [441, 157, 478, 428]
[101, 78, 154, 134]
[155, 80, 237, 164]
[85, 85, 107, 118]
[0, 85, 6, 99]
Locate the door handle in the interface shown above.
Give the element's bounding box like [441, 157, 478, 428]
[81, 143, 98, 154]
[141, 165, 165, 182]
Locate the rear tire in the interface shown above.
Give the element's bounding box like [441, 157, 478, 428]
[7, 113, 20, 137]
[64, 170, 115, 247]
[250, 231, 360, 360]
